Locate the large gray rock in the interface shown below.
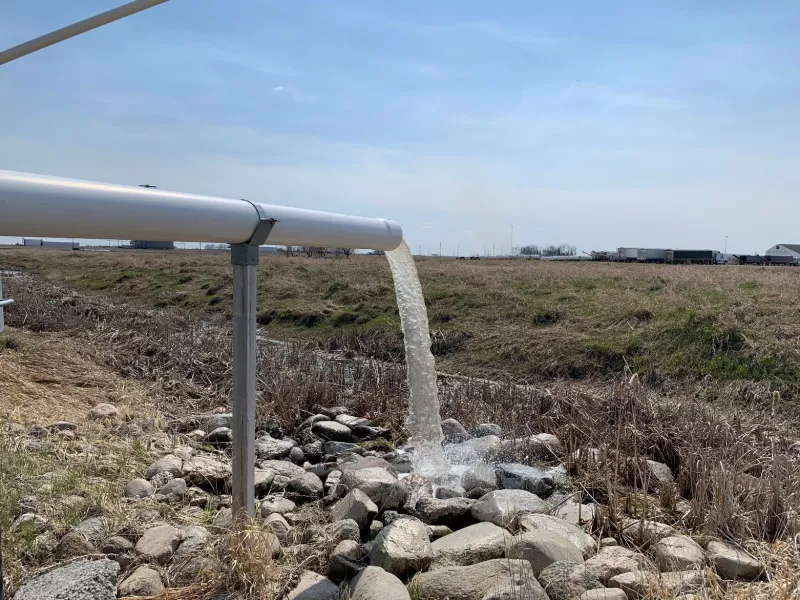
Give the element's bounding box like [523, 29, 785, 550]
[495, 463, 555, 496]
[287, 571, 339, 600]
[335, 414, 371, 428]
[171, 525, 211, 566]
[124, 478, 155, 498]
[441, 418, 470, 443]
[401, 473, 434, 510]
[707, 540, 764, 580]
[135, 524, 181, 564]
[117, 566, 164, 597]
[145, 454, 183, 480]
[655, 535, 706, 571]
[324, 441, 365, 455]
[207, 412, 233, 432]
[507, 529, 584, 576]
[413, 496, 475, 528]
[89, 403, 119, 420]
[264, 514, 292, 543]
[54, 530, 95, 559]
[331, 489, 378, 533]
[13, 558, 119, 600]
[255, 435, 295, 460]
[312, 421, 353, 442]
[583, 546, 655, 585]
[645, 459, 675, 488]
[340, 466, 407, 510]
[554, 500, 597, 527]
[430, 522, 511, 568]
[73, 516, 108, 546]
[517, 513, 597, 558]
[205, 426, 233, 446]
[156, 477, 188, 502]
[260, 495, 296, 517]
[580, 590, 628, 600]
[444, 435, 502, 464]
[369, 518, 432, 577]
[180, 455, 231, 492]
[471, 489, 548, 527]
[411, 559, 547, 600]
[538, 561, 604, 600]
[259, 460, 324, 499]
[349, 566, 411, 600]
[328, 540, 363, 581]
[462, 463, 498, 493]
[608, 570, 705, 598]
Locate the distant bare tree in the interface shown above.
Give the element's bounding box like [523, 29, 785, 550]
[339, 248, 354, 259]
[520, 245, 540, 256]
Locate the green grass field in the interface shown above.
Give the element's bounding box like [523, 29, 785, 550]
[5, 248, 800, 399]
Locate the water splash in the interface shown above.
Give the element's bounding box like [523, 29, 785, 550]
[386, 241, 448, 478]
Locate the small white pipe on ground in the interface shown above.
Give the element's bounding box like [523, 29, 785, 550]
[0, 170, 403, 250]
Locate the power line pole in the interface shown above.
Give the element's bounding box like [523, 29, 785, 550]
[724, 236, 728, 253]
[439, 241, 442, 257]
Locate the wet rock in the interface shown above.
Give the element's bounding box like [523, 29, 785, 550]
[260, 495, 296, 516]
[118, 566, 164, 597]
[473, 423, 502, 438]
[335, 414, 371, 428]
[401, 473, 434, 510]
[328, 540, 363, 581]
[411, 559, 546, 600]
[414, 496, 475, 528]
[205, 426, 233, 447]
[312, 421, 353, 442]
[441, 418, 470, 443]
[655, 535, 706, 571]
[13, 558, 119, 600]
[348, 566, 410, 600]
[135, 524, 181, 564]
[299, 414, 328, 429]
[351, 425, 391, 440]
[254, 434, 295, 460]
[331, 489, 378, 533]
[435, 485, 466, 499]
[583, 546, 655, 585]
[89, 403, 119, 420]
[54, 530, 95, 559]
[707, 540, 764, 580]
[430, 521, 511, 568]
[517, 513, 597, 558]
[124, 478, 155, 498]
[508, 529, 584, 575]
[340, 466, 407, 510]
[444, 435, 502, 464]
[471, 489, 548, 527]
[538, 561, 604, 600]
[324, 440, 364, 456]
[462, 463, 498, 493]
[369, 517, 432, 577]
[288, 571, 339, 600]
[495, 463, 555, 496]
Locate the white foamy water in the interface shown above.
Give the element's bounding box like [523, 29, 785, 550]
[387, 241, 448, 478]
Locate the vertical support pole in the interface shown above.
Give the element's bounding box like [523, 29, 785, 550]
[230, 244, 258, 522]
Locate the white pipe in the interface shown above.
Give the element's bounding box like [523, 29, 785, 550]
[0, 170, 403, 250]
[0, 0, 169, 66]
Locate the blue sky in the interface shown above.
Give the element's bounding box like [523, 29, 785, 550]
[2, 0, 800, 254]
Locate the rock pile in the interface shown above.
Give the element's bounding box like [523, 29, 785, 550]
[11, 407, 766, 600]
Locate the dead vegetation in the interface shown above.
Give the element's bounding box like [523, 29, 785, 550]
[2, 270, 800, 598]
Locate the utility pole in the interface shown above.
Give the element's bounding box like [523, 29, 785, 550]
[510, 225, 514, 256]
[724, 236, 728, 253]
[419, 244, 422, 256]
[439, 241, 442, 257]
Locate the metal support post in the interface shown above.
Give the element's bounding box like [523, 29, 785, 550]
[230, 205, 275, 523]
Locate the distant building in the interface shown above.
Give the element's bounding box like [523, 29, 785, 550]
[22, 238, 78, 249]
[258, 246, 280, 254]
[132, 240, 175, 250]
[765, 244, 800, 259]
[23, 238, 42, 246]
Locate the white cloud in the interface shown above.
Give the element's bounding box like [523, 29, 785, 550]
[421, 222, 437, 229]
[272, 86, 285, 92]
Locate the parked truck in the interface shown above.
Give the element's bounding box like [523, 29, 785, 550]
[636, 248, 667, 263]
[617, 247, 640, 262]
[665, 249, 717, 264]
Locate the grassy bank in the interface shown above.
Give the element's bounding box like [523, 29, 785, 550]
[4, 248, 800, 399]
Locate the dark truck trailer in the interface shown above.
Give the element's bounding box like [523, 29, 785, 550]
[733, 254, 766, 265]
[665, 249, 717, 264]
[765, 255, 797, 265]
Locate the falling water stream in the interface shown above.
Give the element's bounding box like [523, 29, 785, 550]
[386, 241, 449, 479]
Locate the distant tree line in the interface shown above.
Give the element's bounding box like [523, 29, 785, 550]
[520, 243, 577, 257]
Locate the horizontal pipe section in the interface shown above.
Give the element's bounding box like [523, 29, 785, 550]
[0, 170, 403, 250]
